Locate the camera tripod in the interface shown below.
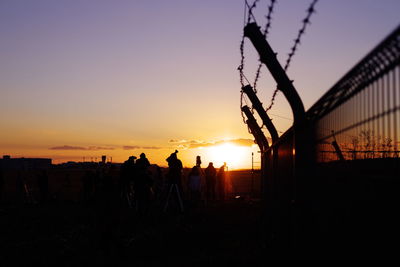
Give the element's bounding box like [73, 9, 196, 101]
[163, 183, 184, 213]
[23, 180, 36, 205]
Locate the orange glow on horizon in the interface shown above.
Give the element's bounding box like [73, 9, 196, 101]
[1, 141, 260, 169]
[205, 143, 251, 170]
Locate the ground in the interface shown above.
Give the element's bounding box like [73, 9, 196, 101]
[0, 198, 267, 267]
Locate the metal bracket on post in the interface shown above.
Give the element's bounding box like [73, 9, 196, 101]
[242, 105, 270, 204]
[242, 85, 279, 143]
[241, 105, 269, 152]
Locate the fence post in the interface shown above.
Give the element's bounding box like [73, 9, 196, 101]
[243, 22, 315, 250]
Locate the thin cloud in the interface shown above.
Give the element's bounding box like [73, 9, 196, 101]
[50, 145, 86, 150]
[87, 146, 115, 150]
[123, 145, 162, 150]
[123, 145, 141, 150]
[170, 138, 256, 149]
[169, 139, 188, 143]
[50, 145, 115, 151]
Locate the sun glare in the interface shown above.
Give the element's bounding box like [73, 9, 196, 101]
[207, 143, 250, 170]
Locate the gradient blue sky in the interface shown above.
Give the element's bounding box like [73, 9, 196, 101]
[1, 0, 399, 168]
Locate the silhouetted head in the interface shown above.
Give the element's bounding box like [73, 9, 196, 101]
[166, 150, 179, 164]
[140, 153, 146, 159]
[129, 156, 136, 162]
[208, 162, 213, 167]
[196, 155, 201, 166]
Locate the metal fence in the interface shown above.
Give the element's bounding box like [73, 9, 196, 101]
[242, 22, 400, 253]
[309, 25, 400, 162]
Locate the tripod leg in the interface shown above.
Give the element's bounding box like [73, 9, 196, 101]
[126, 192, 132, 208]
[174, 184, 184, 213]
[24, 183, 35, 205]
[163, 184, 173, 212]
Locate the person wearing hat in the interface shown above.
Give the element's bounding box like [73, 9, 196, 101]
[134, 153, 152, 214]
[119, 156, 136, 206]
[205, 162, 217, 201]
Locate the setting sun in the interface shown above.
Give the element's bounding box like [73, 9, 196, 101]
[207, 143, 251, 170]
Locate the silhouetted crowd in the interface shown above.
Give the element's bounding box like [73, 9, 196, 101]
[114, 150, 230, 214]
[0, 151, 233, 264]
[0, 151, 231, 215]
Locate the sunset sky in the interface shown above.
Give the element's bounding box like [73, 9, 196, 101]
[1, 0, 399, 169]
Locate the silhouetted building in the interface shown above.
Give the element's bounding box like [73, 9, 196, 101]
[0, 155, 52, 170]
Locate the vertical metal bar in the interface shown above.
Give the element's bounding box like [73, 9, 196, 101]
[336, 108, 339, 138]
[363, 84, 366, 155]
[355, 94, 358, 137]
[382, 77, 385, 157]
[370, 82, 373, 154]
[369, 82, 372, 147]
[360, 89, 363, 146]
[377, 78, 381, 157]
[357, 90, 360, 140]
[373, 79, 376, 150]
[343, 100, 347, 135]
[329, 114, 332, 161]
[396, 66, 399, 156]
[387, 72, 392, 157]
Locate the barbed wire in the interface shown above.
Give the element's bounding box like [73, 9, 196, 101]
[246, 0, 260, 24]
[265, 0, 318, 111]
[284, 0, 318, 71]
[253, 0, 277, 92]
[239, 0, 260, 125]
[239, 1, 247, 123]
[239, 0, 259, 88]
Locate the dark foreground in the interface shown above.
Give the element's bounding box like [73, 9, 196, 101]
[0, 199, 266, 266]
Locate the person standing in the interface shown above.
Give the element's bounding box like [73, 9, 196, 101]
[196, 155, 202, 168]
[164, 150, 184, 212]
[166, 150, 183, 192]
[205, 162, 217, 201]
[187, 165, 204, 208]
[217, 162, 227, 201]
[119, 156, 136, 207]
[134, 153, 152, 214]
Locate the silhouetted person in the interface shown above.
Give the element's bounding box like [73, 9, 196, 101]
[164, 150, 184, 212]
[119, 156, 136, 206]
[196, 155, 202, 167]
[134, 153, 152, 214]
[37, 169, 49, 204]
[217, 162, 227, 201]
[205, 162, 217, 201]
[187, 165, 204, 208]
[166, 150, 183, 191]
